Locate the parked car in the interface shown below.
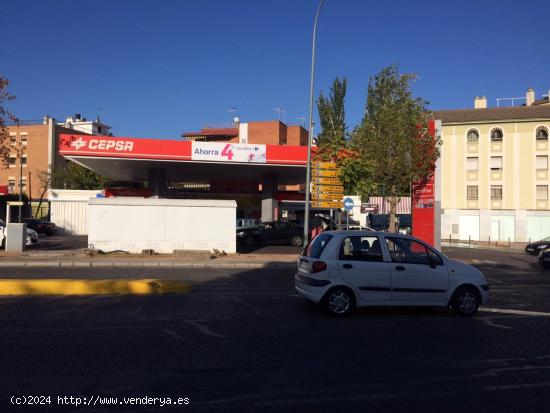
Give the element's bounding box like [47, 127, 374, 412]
[348, 224, 373, 231]
[23, 218, 57, 235]
[538, 247, 550, 269]
[0, 219, 39, 247]
[237, 221, 304, 247]
[295, 231, 489, 317]
[525, 236, 550, 255]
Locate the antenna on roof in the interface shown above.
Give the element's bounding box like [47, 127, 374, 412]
[272, 107, 286, 122]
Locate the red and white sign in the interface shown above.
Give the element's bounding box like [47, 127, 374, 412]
[191, 142, 266, 163]
[59, 134, 306, 165]
[412, 120, 437, 246]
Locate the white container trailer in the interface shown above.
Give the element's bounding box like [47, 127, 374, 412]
[88, 197, 237, 254]
[49, 189, 103, 235]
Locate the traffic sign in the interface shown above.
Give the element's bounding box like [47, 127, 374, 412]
[312, 161, 337, 169]
[343, 197, 355, 211]
[311, 169, 339, 177]
[312, 184, 344, 192]
[311, 192, 342, 201]
[311, 177, 341, 185]
[311, 201, 342, 209]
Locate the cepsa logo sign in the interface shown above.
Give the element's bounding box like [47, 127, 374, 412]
[69, 137, 134, 152]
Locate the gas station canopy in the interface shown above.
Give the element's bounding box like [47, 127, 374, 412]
[59, 134, 308, 185]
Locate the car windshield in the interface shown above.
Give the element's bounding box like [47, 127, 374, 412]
[539, 236, 550, 242]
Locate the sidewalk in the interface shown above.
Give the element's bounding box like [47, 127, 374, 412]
[0, 249, 299, 269]
[442, 240, 528, 252]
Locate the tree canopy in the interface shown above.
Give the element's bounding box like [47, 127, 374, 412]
[316, 77, 347, 160]
[350, 65, 441, 231]
[50, 162, 111, 190]
[0, 75, 18, 167]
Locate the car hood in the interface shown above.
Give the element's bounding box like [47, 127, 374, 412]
[447, 259, 485, 279]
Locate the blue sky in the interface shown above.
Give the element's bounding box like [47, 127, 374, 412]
[1, 0, 549, 139]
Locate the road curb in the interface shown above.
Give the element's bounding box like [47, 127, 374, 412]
[0, 278, 192, 296]
[0, 260, 297, 269]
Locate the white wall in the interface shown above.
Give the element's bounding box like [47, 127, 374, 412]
[88, 198, 237, 253]
[48, 189, 102, 235]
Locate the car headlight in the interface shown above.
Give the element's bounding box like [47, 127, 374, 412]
[538, 244, 548, 250]
[237, 231, 245, 237]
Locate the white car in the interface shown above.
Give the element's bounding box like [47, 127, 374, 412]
[0, 220, 39, 248]
[295, 231, 489, 317]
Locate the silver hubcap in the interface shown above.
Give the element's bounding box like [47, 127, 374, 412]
[458, 291, 477, 314]
[329, 291, 350, 314]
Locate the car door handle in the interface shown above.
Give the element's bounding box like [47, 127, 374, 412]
[343, 264, 353, 269]
[395, 265, 405, 271]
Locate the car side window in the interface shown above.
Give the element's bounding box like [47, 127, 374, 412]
[385, 237, 432, 265]
[340, 236, 383, 262]
[427, 248, 444, 266]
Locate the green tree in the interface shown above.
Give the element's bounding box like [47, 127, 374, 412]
[316, 77, 347, 160]
[51, 162, 111, 190]
[0, 75, 19, 166]
[351, 65, 441, 231]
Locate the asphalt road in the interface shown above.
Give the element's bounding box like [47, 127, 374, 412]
[1, 247, 550, 412]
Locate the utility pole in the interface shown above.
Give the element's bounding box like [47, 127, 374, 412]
[17, 142, 25, 223]
[304, 0, 325, 245]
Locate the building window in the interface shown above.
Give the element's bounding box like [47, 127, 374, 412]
[490, 156, 503, 171]
[467, 186, 478, 200]
[490, 128, 503, 142]
[466, 157, 479, 171]
[8, 155, 16, 167]
[10, 134, 16, 146]
[21, 155, 27, 167]
[536, 126, 549, 141]
[537, 185, 548, 200]
[21, 177, 27, 193]
[467, 129, 479, 143]
[491, 185, 503, 200]
[20, 135, 28, 146]
[8, 178, 16, 194]
[536, 155, 548, 170]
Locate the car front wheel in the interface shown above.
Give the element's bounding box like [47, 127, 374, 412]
[451, 287, 480, 317]
[324, 287, 355, 316]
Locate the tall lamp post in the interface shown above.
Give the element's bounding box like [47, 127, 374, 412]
[16, 142, 25, 223]
[304, 0, 325, 245]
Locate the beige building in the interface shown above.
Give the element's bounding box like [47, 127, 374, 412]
[435, 89, 550, 243]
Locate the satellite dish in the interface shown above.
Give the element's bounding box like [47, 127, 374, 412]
[233, 117, 240, 124]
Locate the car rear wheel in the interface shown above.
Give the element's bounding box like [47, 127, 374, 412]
[324, 287, 355, 316]
[451, 287, 480, 317]
[290, 235, 303, 247]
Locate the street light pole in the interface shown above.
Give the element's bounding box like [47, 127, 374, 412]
[304, 0, 325, 245]
[18, 143, 23, 223]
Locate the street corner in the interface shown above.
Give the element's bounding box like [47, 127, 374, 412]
[0, 278, 192, 296]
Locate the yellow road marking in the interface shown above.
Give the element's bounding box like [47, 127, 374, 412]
[0, 279, 192, 296]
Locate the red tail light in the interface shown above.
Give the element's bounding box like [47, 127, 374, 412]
[311, 261, 327, 273]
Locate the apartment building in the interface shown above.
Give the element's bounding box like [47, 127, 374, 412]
[435, 88, 550, 242]
[182, 120, 308, 146]
[2, 114, 111, 203]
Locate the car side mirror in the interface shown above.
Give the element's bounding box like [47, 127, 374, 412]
[428, 256, 437, 268]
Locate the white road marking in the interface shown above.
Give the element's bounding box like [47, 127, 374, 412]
[184, 320, 227, 338]
[482, 308, 550, 317]
[486, 382, 550, 391]
[164, 328, 183, 340]
[478, 317, 514, 330]
[231, 296, 261, 315]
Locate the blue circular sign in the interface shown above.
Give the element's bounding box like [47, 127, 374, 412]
[343, 197, 354, 211]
